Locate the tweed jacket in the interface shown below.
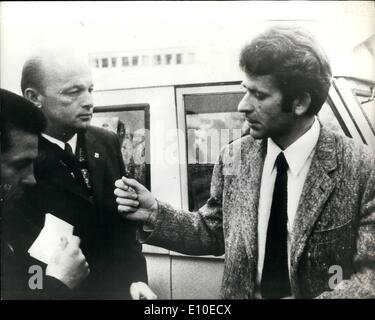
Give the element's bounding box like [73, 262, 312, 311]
[146, 127, 375, 299]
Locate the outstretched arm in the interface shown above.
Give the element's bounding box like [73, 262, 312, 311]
[114, 154, 226, 256]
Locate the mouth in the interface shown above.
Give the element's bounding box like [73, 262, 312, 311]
[78, 114, 93, 121]
[246, 118, 261, 126]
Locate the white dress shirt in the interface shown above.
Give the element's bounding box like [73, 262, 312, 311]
[256, 118, 320, 297]
[42, 133, 78, 154]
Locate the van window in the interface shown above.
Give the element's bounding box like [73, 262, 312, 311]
[184, 92, 245, 210]
[91, 104, 151, 190]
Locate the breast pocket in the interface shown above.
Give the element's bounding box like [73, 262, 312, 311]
[302, 219, 355, 296]
[310, 219, 354, 245]
[307, 219, 355, 273]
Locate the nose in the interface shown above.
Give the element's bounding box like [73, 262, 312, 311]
[81, 91, 94, 111]
[237, 93, 254, 113]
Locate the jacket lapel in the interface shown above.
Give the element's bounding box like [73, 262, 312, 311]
[37, 137, 92, 202]
[85, 129, 106, 205]
[290, 128, 338, 291]
[237, 138, 267, 290]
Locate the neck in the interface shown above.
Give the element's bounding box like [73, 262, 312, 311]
[44, 126, 76, 143]
[272, 116, 315, 150]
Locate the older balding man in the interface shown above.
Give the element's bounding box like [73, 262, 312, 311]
[17, 50, 155, 299]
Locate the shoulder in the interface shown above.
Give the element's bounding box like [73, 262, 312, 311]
[86, 125, 119, 144]
[322, 127, 375, 173]
[220, 134, 259, 160]
[85, 126, 123, 163]
[87, 125, 117, 139]
[216, 135, 263, 177]
[334, 130, 373, 162]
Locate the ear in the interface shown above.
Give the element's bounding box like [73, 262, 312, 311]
[24, 88, 43, 108]
[292, 92, 312, 116]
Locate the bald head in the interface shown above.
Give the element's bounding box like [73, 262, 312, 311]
[21, 49, 91, 96]
[21, 55, 45, 95]
[20, 48, 94, 141]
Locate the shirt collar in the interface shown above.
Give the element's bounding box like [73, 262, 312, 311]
[266, 118, 320, 177]
[42, 133, 78, 153]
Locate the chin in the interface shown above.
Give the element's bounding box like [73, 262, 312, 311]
[77, 123, 91, 132]
[249, 129, 265, 140]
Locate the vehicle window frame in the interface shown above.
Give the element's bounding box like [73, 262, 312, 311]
[351, 86, 375, 136]
[333, 77, 375, 148]
[175, 82, 243, 211]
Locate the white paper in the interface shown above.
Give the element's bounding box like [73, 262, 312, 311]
[28, 213, 74, 264]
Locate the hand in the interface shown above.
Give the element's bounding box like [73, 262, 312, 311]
[46, 235, 90, 289]
[129, 282, 157, 300]
[114, 177, 158, 224]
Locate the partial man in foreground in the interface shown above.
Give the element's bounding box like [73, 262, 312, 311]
[1, 89, 89, 299]
[19, 49, 156, 299]
[115, 25, 375, 299]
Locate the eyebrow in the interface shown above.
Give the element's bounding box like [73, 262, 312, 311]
[60, 84, 94, 93]
[241, 83, 268, 94]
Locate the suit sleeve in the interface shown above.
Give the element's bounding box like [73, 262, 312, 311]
[109, 131, 148, 285]
[140, 150, 226, 256]
[1, 244, 71, 300]
[317, 154, 375, 299]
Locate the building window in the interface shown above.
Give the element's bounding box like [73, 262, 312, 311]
[111, 57, 117, 67]
[94, 58, 100, 68]
[165, 54, 173, 65]
[154, 54, 162, 65]
[132, 56, 139, 66]
[176, 53, 182, 64]
[102, 58, 108, 68]
[122, 57, 129, 67]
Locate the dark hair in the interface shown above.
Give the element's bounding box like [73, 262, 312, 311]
[20, 56, 45, 95]
[0, 88, 46, 152]
[239, 25, 332, 115]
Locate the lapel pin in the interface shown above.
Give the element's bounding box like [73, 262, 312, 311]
[94, 152, 100, 159]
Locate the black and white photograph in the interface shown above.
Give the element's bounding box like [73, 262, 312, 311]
[0, 0, 374, 304]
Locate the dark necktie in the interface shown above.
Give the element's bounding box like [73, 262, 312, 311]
[64, 142, 74, 157]
[261, 152, 291, 298]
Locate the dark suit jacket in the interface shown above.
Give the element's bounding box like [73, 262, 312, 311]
[145, 127, 375, 299]
[2, 126, 147, 299]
